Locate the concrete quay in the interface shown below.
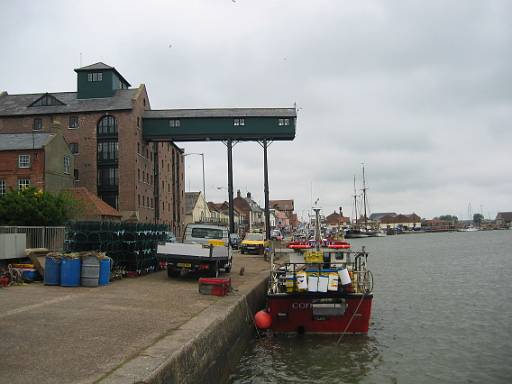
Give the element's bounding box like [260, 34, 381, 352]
[0, 252, 284, 384]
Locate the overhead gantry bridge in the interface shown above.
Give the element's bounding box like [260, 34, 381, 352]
[142, 108, 297, 239]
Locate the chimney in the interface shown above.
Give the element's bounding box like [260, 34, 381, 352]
[247, 192, 251, 199]
[237, 190, 241, 198]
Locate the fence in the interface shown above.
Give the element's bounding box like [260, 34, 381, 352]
[0, 226, 66, 251]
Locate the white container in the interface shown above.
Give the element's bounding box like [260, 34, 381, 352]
[308, 275, 318, 292]
[328, 272, 339, 291]
[318, 275, 328, 293]
[296, 271, 308, 291]
[338, 268, 352, 286]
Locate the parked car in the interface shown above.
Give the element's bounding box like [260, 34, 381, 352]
[240, 232, 268, 255]
[229, 233, 240, 249]
[270, 229, 283, 241]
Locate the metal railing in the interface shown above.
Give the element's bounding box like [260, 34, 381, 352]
[0, 226, 66, 251]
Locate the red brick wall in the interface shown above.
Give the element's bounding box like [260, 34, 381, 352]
[0, 149, 45, 191]
[0, 86, 185, 230]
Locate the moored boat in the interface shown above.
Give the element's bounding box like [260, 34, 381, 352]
[264, 209, 374, 334]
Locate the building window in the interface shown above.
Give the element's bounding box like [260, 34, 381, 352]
[138, 194, 141, 207]
[74, 169, 79, 182]
[69, 143, 79, 154]
[97, 141, 118, 161]
[97, 115, 117, 135]
[137, 117, 140, 127]
[234, 118, 245, 126]
[169, 119, 180, 127]
[33, 118, 42, 131]
[17, 178, 31, 190]
[0, 179, 5, 196]
[69, 116, 79, 129]
[88, 72, 103, 82]
[97, 167, 118, 186]
[18, 154, 31, 168]
[64, 155, 71, 174]
[138, 169, 141, 182]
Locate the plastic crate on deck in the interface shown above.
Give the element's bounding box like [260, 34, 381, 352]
[198, 278, 231, 296]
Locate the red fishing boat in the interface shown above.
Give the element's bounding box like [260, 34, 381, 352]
[262, 209, 374, 334]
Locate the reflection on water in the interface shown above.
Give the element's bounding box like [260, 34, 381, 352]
[230, 334, 382, 384]
[229, 231, 512, 384]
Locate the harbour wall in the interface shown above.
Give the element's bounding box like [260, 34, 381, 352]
[100, 274, 268, 384]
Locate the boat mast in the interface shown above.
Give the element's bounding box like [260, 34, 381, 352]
[353, 175, 358, 227]
[362, 163, 368, 230]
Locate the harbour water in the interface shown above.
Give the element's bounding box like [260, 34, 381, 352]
[229, 230, 512, 383]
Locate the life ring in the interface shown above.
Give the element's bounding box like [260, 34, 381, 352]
[288, 244, 311, 249]
[327, 243, 351, 249]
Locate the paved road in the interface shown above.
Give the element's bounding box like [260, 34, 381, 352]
[0, 252, 272, 384]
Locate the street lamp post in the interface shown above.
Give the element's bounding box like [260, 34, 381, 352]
[184, 152, 205, 201]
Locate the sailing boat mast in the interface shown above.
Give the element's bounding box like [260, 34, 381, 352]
[353, 175, 358, 226]
[362, 163, 369, 230]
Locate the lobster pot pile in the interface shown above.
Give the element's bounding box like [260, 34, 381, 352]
[65, 222, 168, 274]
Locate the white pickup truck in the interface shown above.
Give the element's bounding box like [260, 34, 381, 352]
[157, 224, 232, 278]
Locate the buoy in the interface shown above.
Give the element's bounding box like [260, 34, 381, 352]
[254, 310, 272, 329]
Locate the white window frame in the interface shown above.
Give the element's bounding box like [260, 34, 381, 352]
[17, 179, 31, 190]
[0, 179, 5, 195]
[169, 119, 180, 128]
[18, 154, 31, 168]
[64, 155, 71, 174]
[33, 118, 42, 131]
[69, 116, 79, 129]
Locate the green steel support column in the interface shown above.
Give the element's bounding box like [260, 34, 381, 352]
[227, 140, 235, 234]
[263, 140, 271, 241]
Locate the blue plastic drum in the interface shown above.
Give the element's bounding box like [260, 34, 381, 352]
[99, 258, 111, 286]
[60, 257, 81, 287]
[44, 256, 61, 285]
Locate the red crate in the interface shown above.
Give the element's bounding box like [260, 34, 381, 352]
[198, 278, 231, 296]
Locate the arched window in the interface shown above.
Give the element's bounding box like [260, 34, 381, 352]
[97, 115, 117, 136]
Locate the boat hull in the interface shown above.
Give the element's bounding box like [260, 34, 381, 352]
[267, 293, 373, 334]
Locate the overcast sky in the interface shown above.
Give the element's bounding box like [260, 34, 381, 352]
[1, 0, 511, 220]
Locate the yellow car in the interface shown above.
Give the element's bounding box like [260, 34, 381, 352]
[240, 233, 269, 255]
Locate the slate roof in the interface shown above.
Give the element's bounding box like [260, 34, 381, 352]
[496, 212, 512, 221]
[74, 62, 131, 86]
[144, 108, 296, 119]
[0, 133, 55, 151]
[185, 192, 201, 215]
[369, 212, 396, 221]
[0, 88, 138, 117]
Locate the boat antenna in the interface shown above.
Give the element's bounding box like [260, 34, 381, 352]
[313, 207, 321, 250]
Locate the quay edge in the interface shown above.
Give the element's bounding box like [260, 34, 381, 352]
[98, 276, 268, 384]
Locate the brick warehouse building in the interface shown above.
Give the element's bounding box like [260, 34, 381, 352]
[0, 63, 185, 235]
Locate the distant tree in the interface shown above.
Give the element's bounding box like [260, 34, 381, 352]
[437, 215, 458, 222]
[0, 187, 80, 226]
[473, 213, 484, 226]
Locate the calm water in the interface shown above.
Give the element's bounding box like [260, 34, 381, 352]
[229, 230, 512, 383]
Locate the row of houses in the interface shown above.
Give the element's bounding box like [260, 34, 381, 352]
[185, 190, 297, 235]
[322, 210, 512, 231]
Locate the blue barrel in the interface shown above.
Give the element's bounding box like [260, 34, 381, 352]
[44, 256, 61, 285]
[99, 258, 111, 286]
[60, 257, 81, 287]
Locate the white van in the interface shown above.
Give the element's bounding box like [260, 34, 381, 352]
[183, 224, 229, 246]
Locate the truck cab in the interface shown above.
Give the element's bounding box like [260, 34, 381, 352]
[158, 224, 232, 278]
